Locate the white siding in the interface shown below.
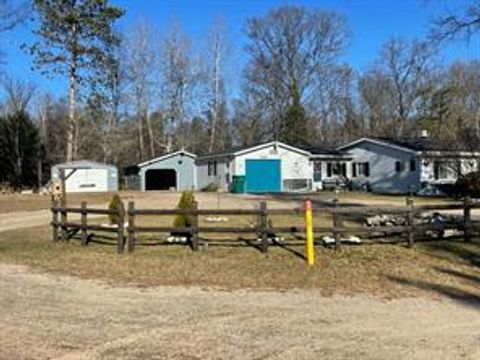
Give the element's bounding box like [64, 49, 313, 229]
[51, 161, 118, 193]
[233, 144, 312, 191]
[420, 158, 479, 184]
[65, 169, 108, 193]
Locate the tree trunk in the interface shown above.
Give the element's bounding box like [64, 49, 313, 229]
[14, 123, 21, 189]
[146, 110, 155, 158]
[208, 36, 221, 153]
[138, 114, 145, 161]
[166, 132, 172, 153]
[37, 159, 42, 189]
[67, 50, 77, 162]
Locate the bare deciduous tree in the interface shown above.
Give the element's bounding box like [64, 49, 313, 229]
[431, 1, 480, 41]
[0, 0, 28, 32]
[161, 20, 195, 151]
[205, 19, 227, 153]
[123, 20, 156, 160]
[1, 77, 36, 115]
[244, 5, 349, 141]
[359, 37, 436, 138]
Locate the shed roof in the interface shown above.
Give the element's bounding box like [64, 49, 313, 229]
[53, 160, 117, 170]
[137, 150, 196, 168]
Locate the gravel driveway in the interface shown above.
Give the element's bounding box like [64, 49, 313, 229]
[1, 263, 480, 360]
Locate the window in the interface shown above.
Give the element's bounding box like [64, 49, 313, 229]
[357, 162, 370, 177]
[351, 163, 357, 178]
[395, 161, 405, 173]
[326, 162, 347, 177]
[313, 161, 322, 182]
[207, 160, 218, 176]
[410, 158, 416, 172]
[434, 161, 456, 180]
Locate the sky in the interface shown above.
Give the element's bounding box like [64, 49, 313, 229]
[1, 0, 479, 98]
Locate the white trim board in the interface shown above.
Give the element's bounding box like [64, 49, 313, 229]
[137, 150, 197, 168]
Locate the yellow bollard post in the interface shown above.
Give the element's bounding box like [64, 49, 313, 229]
[305, 199, 315, 266]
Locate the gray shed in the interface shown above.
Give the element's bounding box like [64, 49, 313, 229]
[135, 151, 196, 191]
[51, 160, 118, 193]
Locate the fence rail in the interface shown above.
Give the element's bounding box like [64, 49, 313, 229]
[51, 196, 480, 255]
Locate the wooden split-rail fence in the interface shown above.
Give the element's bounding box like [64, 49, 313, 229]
[51, 196, 480, 255]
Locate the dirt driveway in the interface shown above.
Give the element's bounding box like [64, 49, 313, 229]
[0, 191, 476, 234]
[1, 263, 479, 360]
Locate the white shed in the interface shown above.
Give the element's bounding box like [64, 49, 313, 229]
[51, 160, 118, 193]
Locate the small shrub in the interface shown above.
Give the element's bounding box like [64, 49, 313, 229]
[201, 182, 220, 192]
[173, 190, 196, 228]
[108, 193, 124, 225]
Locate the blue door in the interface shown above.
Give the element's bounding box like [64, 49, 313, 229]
[245, 159, 281, 193]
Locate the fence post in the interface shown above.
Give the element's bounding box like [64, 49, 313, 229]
[260, 201, 268, 253]
[117, 202, 125, 254]
[60, 202, 67, 241]
[127, 201, 135, 253]
[191, 201, 199, 251]
[81, 201, 88, 246]
[332, 198, 341, 251]
[51, 199, 59, 242]
[304, 199, 315, 266]
[406, 196, 415, 248]
[464, 195, 471, 242]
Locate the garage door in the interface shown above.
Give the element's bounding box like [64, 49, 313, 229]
[145, 169, 177, 190]
[245, 159, 281, 193]
[65, 169, 108, 193]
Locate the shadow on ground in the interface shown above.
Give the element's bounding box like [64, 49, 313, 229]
[386, 240, 480, 308]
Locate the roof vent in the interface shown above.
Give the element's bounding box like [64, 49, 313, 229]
[419, 129, 429, 138]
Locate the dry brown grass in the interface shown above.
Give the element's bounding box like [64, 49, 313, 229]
[1, 225, 480, 300]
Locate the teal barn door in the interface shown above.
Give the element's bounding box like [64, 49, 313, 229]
[245, 159, 281, 193]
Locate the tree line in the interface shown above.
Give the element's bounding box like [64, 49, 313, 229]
[0, 0, 479, 188]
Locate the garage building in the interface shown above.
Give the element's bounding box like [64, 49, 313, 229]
[196, 141, 313, 193]
[51, 160, 118, 193]
[130, 150, 196, 191]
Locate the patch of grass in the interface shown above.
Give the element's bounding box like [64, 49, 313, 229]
[1, 225, 480, 300]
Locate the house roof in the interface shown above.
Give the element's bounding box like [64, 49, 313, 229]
[137, 150, 196, 168]
[297, 145, 347, 156]
[372, 137, 451, 152]
[197, 141, 312, 160]
[337, 137, 473, 154]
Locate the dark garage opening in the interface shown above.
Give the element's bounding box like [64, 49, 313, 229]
[145, 169, 177, 190]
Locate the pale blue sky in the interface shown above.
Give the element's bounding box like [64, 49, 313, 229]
[1, 0, 478, 98]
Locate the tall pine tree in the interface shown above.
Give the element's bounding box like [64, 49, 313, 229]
[0, 110, 40, 189]
[26, 0, 124, 162]
[279, 82, 308, 146]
